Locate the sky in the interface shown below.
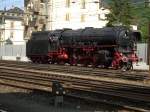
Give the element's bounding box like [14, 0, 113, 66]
[0, 0, 24, 10]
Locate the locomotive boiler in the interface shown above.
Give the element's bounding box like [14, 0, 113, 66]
[26, 26, 141, 70]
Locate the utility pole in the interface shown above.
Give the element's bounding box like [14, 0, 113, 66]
[148, 2, 150, 77]
[149, 21, 150, 76]
[44, 0, 49, 30]
[49, 0, 53, 30]
[146, 0, 150, 77]
[145, 0, 150, 76]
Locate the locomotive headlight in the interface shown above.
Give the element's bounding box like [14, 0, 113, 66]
[63, 91, 66, 94]
[56, 91, 59, 95]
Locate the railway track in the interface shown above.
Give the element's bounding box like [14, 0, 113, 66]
[0, 60, 150, 111]
[0, 60, 149, 81]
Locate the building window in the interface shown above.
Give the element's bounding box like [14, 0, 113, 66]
[10, 32, 14, 38]
[10, 22, 14, 28]
[10, 22, 14, 38]
[98, 14, 101, 20]
[81, 14, 85, 22]
[0, 32, 2, 41]
[40, 0, 44, 3]
[81, 0, 85, 9]
[66, 0, 70, 8]
[12, 13, 15, 16]
[65, 13, 70, 21]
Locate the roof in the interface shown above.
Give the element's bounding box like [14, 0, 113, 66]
[0, 7, 24, 21]
[6, 7, 24, 14]
[0, 7, 24, 14]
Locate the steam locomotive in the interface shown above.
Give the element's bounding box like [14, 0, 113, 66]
[26, 26, 141, 70]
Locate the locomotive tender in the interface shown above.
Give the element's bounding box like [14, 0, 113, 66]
[26, 26, 141, 70]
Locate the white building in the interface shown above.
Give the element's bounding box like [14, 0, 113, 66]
[0, 7, 24, 45]
[24, 0, 109, 38]
[47, 0, 109, 30]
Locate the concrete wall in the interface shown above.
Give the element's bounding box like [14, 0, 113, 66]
[0, 45, 25, 56]
[0, 44, 28, 61]
[137, 43, 148, 63]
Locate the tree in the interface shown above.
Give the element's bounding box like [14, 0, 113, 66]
[106, 0, 133, 27]
[132, 3, 150, 41]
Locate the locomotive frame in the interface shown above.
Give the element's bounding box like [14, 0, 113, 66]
[26, 27, 141, 70]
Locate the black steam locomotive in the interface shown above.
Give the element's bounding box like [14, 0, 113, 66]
[26, 26, 141, 70]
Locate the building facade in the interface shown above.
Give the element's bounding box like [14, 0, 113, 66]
[24, 0, 48, 39]
[0, 7, 24, 45]
[48, 0, 109, 30]
[24, 0, 109, 39]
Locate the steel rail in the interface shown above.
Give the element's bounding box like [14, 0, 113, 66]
[0, 60, 148, 75]
[0, 65, 149, 87]
[0, 72, 150, 103]
[0, 81, 148, 112]
[0, 66, 150, 103]
[1, 60, 148, 74]
[0, 61, 149, 81]
[1, 68, 150, 92]
[0, 64, 150, 111]
[1, 69, 150, 95]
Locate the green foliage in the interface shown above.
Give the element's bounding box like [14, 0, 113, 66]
[132, 4, 150, 42]
[105, 0, 150, 41]
[106, 0, 133, 27]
